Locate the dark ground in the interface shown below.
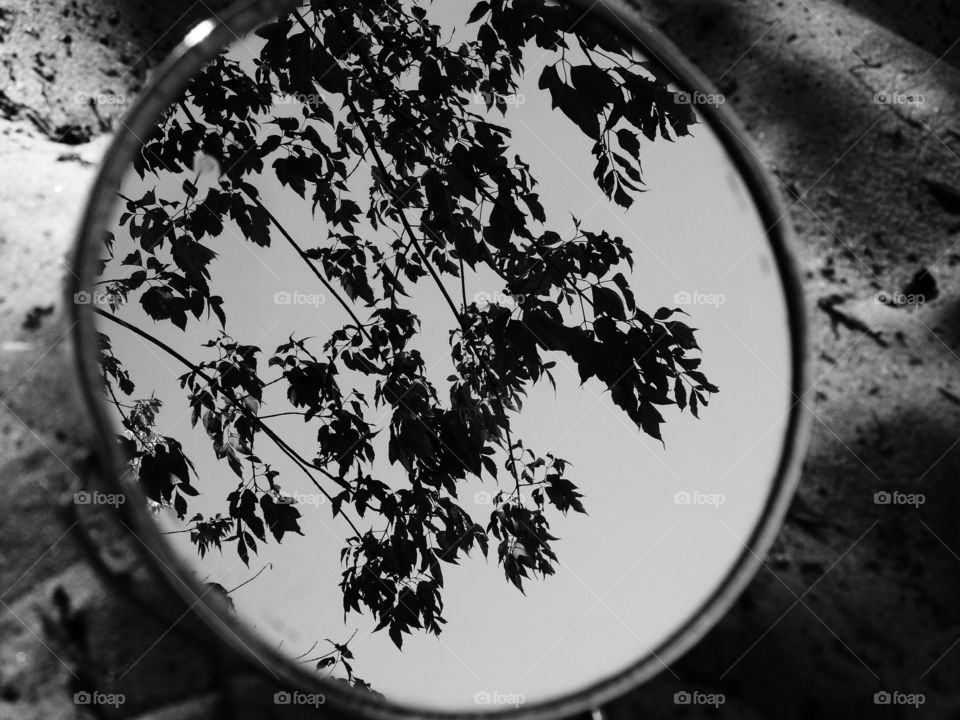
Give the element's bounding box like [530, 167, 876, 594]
[2, 0, 960, 718]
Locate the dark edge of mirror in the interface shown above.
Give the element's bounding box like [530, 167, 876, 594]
[66, 0, 811, 717]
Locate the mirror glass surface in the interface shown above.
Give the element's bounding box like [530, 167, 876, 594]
[84, 0, 795, 712]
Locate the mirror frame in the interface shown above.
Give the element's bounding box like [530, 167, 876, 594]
[67, 0, 811, 717]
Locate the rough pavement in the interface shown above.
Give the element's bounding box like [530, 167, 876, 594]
[2, 0, 960, 718]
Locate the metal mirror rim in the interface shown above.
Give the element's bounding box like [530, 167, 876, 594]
[66, 0, 811, 717]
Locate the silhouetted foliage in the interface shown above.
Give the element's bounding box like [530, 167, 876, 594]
[95, 0, 718, 664]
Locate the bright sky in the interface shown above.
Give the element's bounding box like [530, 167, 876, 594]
[98, 3, 793, 713]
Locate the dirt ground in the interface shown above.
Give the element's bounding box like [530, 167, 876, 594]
[2, 0, 960, 718]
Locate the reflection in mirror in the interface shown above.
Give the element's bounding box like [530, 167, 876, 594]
[87, 0, 794, 712]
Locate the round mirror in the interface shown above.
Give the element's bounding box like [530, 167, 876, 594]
[69, 0, 808, 716]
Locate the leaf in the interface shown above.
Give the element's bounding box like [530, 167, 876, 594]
[674, 377, 687, 410]
[140, 287, 175, 322]
[477, 24, 499, 64]
[686, 370, 719, 393]
[138, 452, 174, 503]
[126, 270, 147, 290]
[610, 272, 636, 312]
[388, 622, 404, 649]
[272, 156, 306, 198]
[120, 250, 142, 266]
[551, 84, 600, 140]
[171, 236, 217, 288]
[616, 128, 641, 156]
[665, 320, 699, 351]
[570, 65, 619, 110]
[592, 285, 626, 320]
[467, 1, 489, 23]
[484, 199, 513, 249]
[538, 64, 561, 92]
[259, 134, 282, 157]
[636, 402, 664, 442]
[418, 58, 443, 98]
[173, 492, 188, 518]
[259, 494, 304, 542]
[140, 212, 169, 251]
[545, 476, 586, 514]
[236, 532, 249, 566]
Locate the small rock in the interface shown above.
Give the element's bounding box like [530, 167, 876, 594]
[50, 123, 91, 145]
[902, 267, 938, 302]
[923, 176, 960, 214]
[55, 151, 93, 166]
[21, 305, 54, 331]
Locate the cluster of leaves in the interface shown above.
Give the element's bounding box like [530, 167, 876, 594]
[96, 0, 716, 657]
[306, 632, 380, 696]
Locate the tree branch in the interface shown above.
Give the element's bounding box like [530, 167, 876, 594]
[93, 307, 363, 537]
[239, 185, 374, 344]
[292, 6, 464, 326]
